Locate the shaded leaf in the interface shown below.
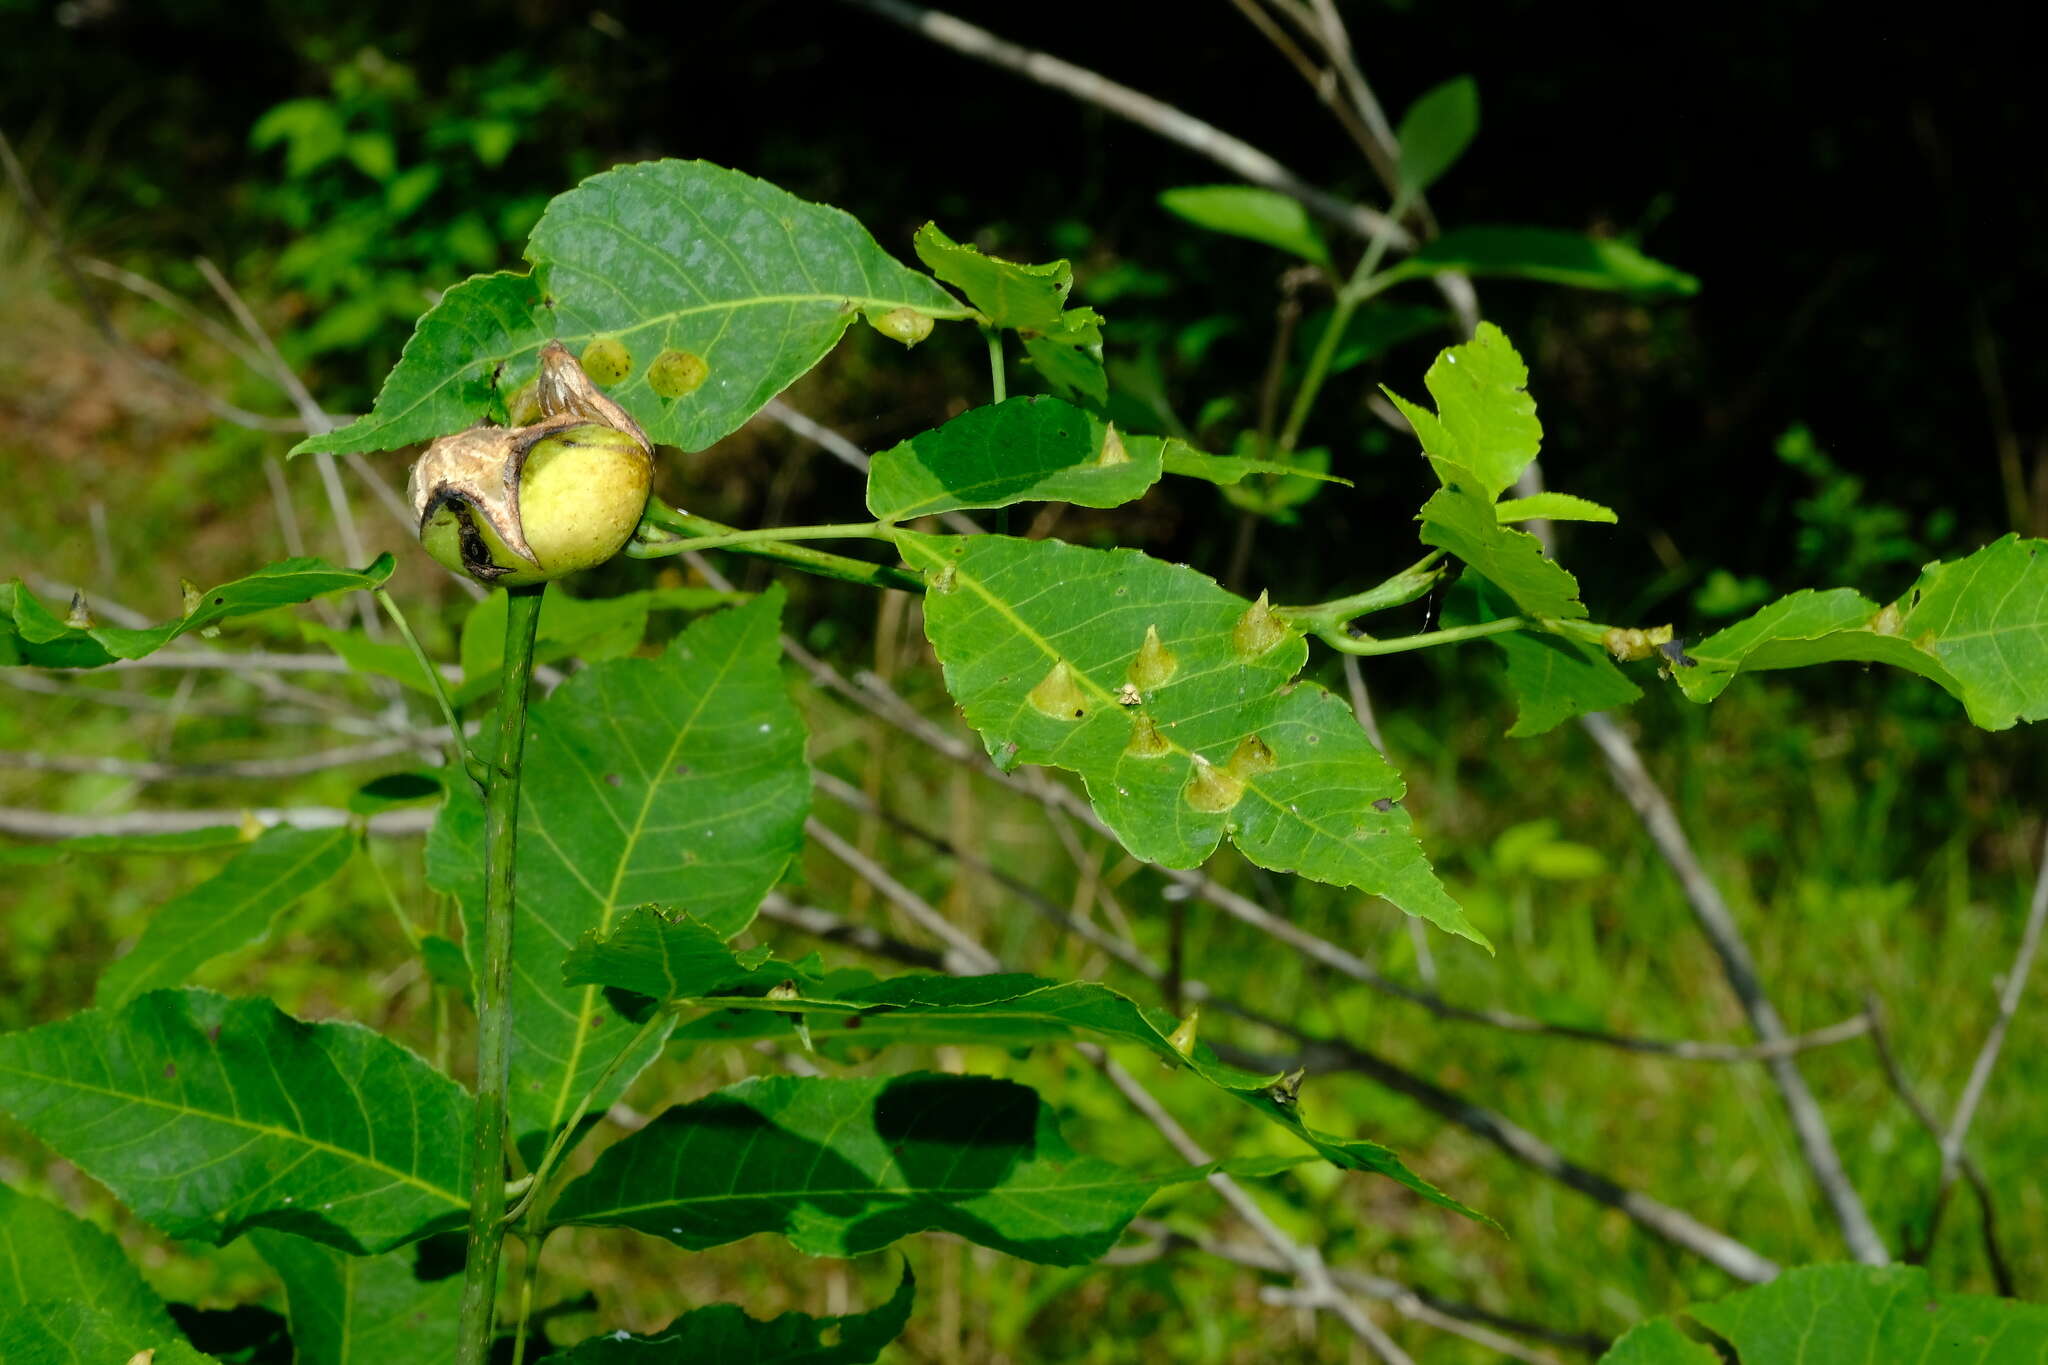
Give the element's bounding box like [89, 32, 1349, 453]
[1395, 76, 1480, 194]
[1449, 574, 1637, 735]
[0, 556, 395, 669]
[0, 990, 468, 1254]
[548, 1266, 912, 1363]
[649, 973, 1483, 1222]
[95, 825, 356, 1009]
[551, 1073, 1215, 1265]
[1599, 1264, 2048, 1363]
[1021, 334, 1108, 405]
[1160, 444, 1350, 489]
[559, 905, 789, 1002]
[427, 590, 810, 1145]
[866, 397, 1163, 520]
[1296, 303, 1448, 378]
[913, 222, 1070, 333]
[250, 1230, 463, 1365]
[894, 532, 1480, 945]
[348, 770, 447, 816]
[1673, 535, 2048, 729]
[0, 1181, 183, 1351]
[1384, 226, 1700, 297]
[299, 162, 965, 457]
[1158, 186, 1329, 265]
[0, 826, 248, 868]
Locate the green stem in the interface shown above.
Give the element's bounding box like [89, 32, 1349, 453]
[1279, 551, 1446, 625]
[373, 588, 477, 786]
[1276, 191, 1411, 455]
[499, 1009, 668, 1229]
[632, 502, 924, 592]
[1311, 614, 1528, 656]
[455, 583, 546, 1365]
[508, 1218, 548, 1365]
[984, 326, 1007, 403]
[631, 520, 885, 555]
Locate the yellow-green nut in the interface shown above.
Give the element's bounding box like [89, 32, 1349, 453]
[409, 341, 655, 586]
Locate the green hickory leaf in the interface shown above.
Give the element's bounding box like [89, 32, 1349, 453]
[0, 556, 395, 669]
[299, 161, 965, 458]
[1157, 185, 1330, 265]
[0, 1301, 218, 1365]
[250, 1230, 463, 1365]
[548, 1266, 912, 1363]
[0, 1181, 187, 1358]
[552, 1073, 1218, 1266]
[866, 396, 1164, 520]
[95, 824, 355, 1009]
[428, 589, 810, 1145]
[913, 221, 1071, 333]
[1448, 574, 1638, 736]
[896, 532, 1480, 945]
[1160, 444, 1351, 490]
[1496, 491, 1616, 524]
[1395, 76, 1480, 195]
[1675, 535, 2048, 730]
[1382, 226, 1701, 297]
[653, 973, 1483, 1223]
[1597, 1264, 2048, 1364]
[0, 989, 467, 1254]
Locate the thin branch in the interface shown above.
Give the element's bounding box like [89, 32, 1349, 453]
[0, 805, 434, 839]
[1578, 710, 1888, 1265]
[0, 735, 438, 782]
[839, 0, 1412, 250]
[1224, 0, 1386, 172]
[1864, 997, 2015, 1295]
[804, 816, 999, 974]
[758, 400, 982, 536]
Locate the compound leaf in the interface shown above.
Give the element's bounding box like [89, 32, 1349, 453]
[95, 825, 355, 1009]
[0, 556, 394, 669]
[894, 532, 1479, 945]
[1673, 535, 2048, 730]
[250, 1230, 463, 1365]
[299, 161, 965, 457]
[866, 397, 1163, 520]
[551, 1073, 1214, 1265]
[548, 1266, 912, 1363]
[427, 590, 810, 1145]
[0, 990, 467, 1255]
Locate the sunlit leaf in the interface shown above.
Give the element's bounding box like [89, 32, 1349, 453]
[894, 532, 1480, 945]
[866, 397, 1163, 520]
[1598, 1264, 2048, 1363]
[428, 590, 810, 1145]
[1673, 534, 2048, 729]
[0, 1300, 217, 1365]
[1160, 444, 1350, 489]
[551, 1073, 1219, 1265]
[550, 1266, 912, 1363]
[95, 825, 355, 1009]
[250, 1230, 462, 1365]
[1395, 77, 1479, 195]
[1384, 226, 1700, 297]
[913, 222, 1070, 333]
[0, 990, 467, 1254]
[1448, 576, 1639, 736]
[298, 162, 965, 457]
[0, 556, 395, 668]
[1158, 186, 1329, 265]
[1495, 491, 1616, 524]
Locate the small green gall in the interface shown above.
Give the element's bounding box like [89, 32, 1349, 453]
[1231, 591, 1290, 658]
[64, 592, 92, 630]
[1184, 754, 1246, 814]
[866, 306, 935, 347]
[580, 337, 632, 386]
[1225, 733, 1276, 778]
[1868, 603, 1905, 636]
[1165, 1006, 1201, 1059]
[647, 348, 710, 399]
[1123, 711, 1172, 758]
[409, 342, 653, 587]
[1266, 1067, 1306, 1108]
[1127, 624, 1179, 691]
[1097, 422, 1130, 466]
[1602, 623, 1674, 663]
[1027, 659, 1091, 721]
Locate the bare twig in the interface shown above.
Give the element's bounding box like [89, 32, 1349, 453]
[839, 0, 1412, 249]
[0, 805, 434, 839]
[1864, 997, 2015, 1295]
[805, 816, 999, 974]
[1578, 710, 1887, 1265]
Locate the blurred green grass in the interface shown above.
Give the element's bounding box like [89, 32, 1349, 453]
[1, 208, 2043, 1364]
